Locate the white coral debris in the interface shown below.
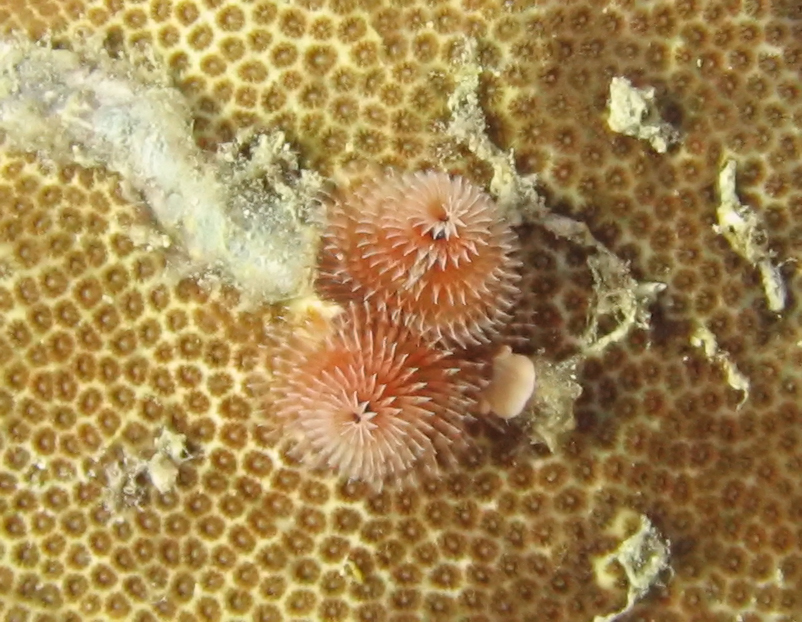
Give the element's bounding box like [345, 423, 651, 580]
[101, 428, 189, 510]
[0, 39, 323, 302]
[690, 324, 750, 408]
[715, 160, 786, 312]
[607, 76, 679, 153]
[526, 357, 582, 452]
[582, 252, 666, 357]
[444, 37, 545, 223]
[537, 214, 666, 358]
[593, 512, 671, 622]
[148, 428, 189, 493]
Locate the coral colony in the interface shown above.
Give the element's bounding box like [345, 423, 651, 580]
[0, 1, 801, 622]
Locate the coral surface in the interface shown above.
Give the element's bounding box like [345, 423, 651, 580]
[1, 1, 802, 622]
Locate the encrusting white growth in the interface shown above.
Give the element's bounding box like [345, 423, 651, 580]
[592, 510, 671, 622]
[607, 76, 680, 153]
[443, 37, 544, 223]
[0, 39, 322, 302]
[690, 324, 750, 408]
[714, 159, 786, 313]
[478, 346, 537, 420]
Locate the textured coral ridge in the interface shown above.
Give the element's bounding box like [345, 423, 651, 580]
[321, 170, 520, 346]
[0, 3, 800, 622]
[267, 302, 479, 488]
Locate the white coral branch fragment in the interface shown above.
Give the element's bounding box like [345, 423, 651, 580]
[714, 159, 786, 312]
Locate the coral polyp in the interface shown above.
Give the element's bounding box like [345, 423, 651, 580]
[267, 303, 478, 489]
[321, 170, 520, 346]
